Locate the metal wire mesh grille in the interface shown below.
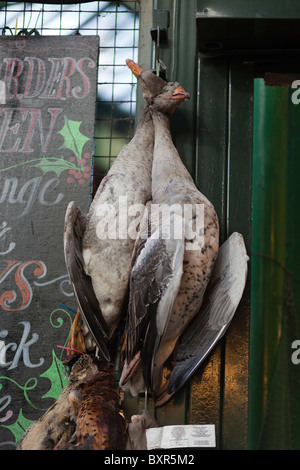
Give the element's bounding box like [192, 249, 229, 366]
[0, 1, 140, 190]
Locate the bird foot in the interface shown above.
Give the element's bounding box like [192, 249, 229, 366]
[154, 381, 174, 407]
[119, 351, 141, 386]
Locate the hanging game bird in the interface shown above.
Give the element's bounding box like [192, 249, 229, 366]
[57, 356, 127, 450]
[63, 60, 167, 361]
[17, 354, 127, 450]
[120, 62, 249, 407]
[17, 353, 127, 450]
[65, 60, 248, 406]
[119, 64, 219, 399]
[119, 62, 248, 405]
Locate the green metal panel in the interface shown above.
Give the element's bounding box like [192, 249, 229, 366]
[250, 81, 288, 449]
[249, 79, 300, 450]
[286, 90, 300, 449]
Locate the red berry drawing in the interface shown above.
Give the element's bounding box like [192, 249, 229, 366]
[67, 177, 74, 183]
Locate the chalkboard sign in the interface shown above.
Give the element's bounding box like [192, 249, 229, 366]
[0, 35, 99, 449]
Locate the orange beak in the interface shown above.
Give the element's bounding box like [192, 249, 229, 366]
[126, 59, 144, 77]
[172, 85, 190, 101]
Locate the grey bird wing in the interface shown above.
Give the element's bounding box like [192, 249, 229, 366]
[166, 232, 249, 395]
[126, 214, 185, 389]
[64, 201, 110, 361]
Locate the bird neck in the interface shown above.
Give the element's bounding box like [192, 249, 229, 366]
[133, 105, 153, 145]
[151, 109, 171, 132]
[151, 110, 189, 203]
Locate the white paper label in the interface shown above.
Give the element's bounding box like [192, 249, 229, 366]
[146, 424, 216, 449]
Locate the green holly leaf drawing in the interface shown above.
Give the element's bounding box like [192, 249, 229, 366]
[1, 409, 34, 443]
[32, 156, 77, 177]
[58, 116, 90, 160]
[40, 349, 69, 401]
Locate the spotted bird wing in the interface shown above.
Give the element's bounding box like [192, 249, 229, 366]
[167, 232, 249, 395]
[126, 214, 185, 389]
[64, 201, 110, 361]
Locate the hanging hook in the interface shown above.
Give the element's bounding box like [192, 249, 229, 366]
[144, 387, 148, 411]
[156, 26, 160, 76]
[151, 25, 168, 79]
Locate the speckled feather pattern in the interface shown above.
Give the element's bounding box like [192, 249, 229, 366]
[121, 85, 219, 395]
[149, 109, 219, 390]
[71, 369, 127, 450]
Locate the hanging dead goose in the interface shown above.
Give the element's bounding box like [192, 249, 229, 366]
[120, 74, 220, 399]
[64, 61, 167, 359]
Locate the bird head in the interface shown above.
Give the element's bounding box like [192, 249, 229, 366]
[172, 85, 191, 102]
[66, 353, 101, 383]
[126, 59, 190, 115]
[151, 81, 190, 115]
[126, 58, 166, 104]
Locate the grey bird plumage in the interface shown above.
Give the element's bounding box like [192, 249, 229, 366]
[120, 67, 219, 399]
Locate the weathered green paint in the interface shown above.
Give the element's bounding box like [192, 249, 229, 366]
[249, 79, 300, 450]
[250, 80, 288, 449]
